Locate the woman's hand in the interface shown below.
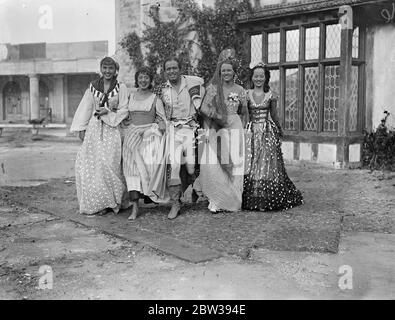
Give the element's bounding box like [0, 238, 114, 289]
[122, 116, 133, 127]
[95, 107, 109, 118]
[79, 130, 86, 141]
[158, 121, 167, 133]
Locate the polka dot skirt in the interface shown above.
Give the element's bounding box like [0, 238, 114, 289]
[75, 117, 126, 215]
[242, 119, 303, 212]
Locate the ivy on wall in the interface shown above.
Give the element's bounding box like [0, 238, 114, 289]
[120, 0, 252, 86]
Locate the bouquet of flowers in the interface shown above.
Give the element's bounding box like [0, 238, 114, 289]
[228, 92, 240, 104]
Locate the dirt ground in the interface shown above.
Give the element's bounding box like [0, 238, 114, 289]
[0, 129, 394, 300]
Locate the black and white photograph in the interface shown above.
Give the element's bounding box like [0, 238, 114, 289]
[0, 0, 394, 304]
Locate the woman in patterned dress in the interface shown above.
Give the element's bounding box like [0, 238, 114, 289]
[242, 62, 303, 211]
[121, 67, 169, 220]
[70, 57, 129, 215]
[198, 49, 249, 213]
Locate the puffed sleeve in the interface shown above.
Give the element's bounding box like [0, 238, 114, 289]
[70, 89, 94, 133]
[100, 83, 130, 127]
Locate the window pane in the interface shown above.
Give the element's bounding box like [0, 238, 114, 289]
[250, 34, 262, 68]
[305, 27, 319, 60]
[323, 65, 340, 132]
[325, 24, 341, 58]
[268, 32, 280, 63]
[286, 29, 299, 61]
[269, 69, 280, 97]
[352, 27, 359, 58]
[285, 68, 299, 131]
[303, 67, 319, 131]
[349, 66, 359, 131]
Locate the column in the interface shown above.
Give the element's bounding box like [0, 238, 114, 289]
[337, 5, 353, 165]
[53, 75, 65, 122]
[29, 74, 40, 120]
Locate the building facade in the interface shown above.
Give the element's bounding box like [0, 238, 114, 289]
[239, 0, 395, 167]
[0, 41, 107, 124]
[115, 0, 395, 166]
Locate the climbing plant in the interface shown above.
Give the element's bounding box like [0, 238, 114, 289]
[120, 0, 252, 86]
[362, 111, 395, 171]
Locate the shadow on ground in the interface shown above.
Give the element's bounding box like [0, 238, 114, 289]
[1, 170, 341, 262]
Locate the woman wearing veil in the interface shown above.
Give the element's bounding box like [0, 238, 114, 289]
[70, 57, 129, 216]
[197, 49, 249, 213]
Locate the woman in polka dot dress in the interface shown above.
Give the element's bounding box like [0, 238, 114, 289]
[70, 57, 129, 215]
[242, 62, 303, 211]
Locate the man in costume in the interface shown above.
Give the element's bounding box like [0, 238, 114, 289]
[158, 57, 205, 219]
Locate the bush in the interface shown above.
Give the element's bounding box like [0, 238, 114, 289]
[362, 111, 395, 171]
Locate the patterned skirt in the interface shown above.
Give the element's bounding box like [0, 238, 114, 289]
[242, 119, 303, 211]
[75, 117, 126, 215]
[122, 124, 169, 203]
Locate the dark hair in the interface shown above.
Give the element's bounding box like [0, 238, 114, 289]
[163, 56, 182, 72]
[250, 65, 271, 93]
[135, 66, 154, 89]
[100, 57, 118, 71]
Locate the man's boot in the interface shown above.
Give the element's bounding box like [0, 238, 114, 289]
[191, 189, 199, 203]
[168, 200, 181, 220]
[168, 185, 181, 220]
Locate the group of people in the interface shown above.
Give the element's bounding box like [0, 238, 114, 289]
[70, 49, 303, 221]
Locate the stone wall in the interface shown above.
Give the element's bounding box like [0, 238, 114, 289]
[65, 74, 97, 121]
[115, 0, 141, 88]
[368, 24, 395, 131]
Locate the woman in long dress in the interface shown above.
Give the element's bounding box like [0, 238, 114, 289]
[70, 57, 129, 215]
[198, 49, 249, 213]
[242, 62, 303, 211]
[122, 67, 169, 220]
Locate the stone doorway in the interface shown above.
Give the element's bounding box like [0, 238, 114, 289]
[2, 81, 22, 122]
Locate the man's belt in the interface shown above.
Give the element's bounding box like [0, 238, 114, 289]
[170, 116, 198, 128]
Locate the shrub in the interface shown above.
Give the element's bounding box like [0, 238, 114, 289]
[362, 111, 395, 171]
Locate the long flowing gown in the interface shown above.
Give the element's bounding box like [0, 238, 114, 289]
[121, 92, 169, 203]
[198, 84, 246, 212]
[242, 90, 303, 211]
[70, 82, 129, 215]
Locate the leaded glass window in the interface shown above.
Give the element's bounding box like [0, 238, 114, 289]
[303, 67, 319, 131]
[250, 34, 262, 68]
[268, 32, 280, 63]
[326, 24, 341, 58]
[286, 29, 299, 61]
[323, 65, 340, 132]
[352, 27, 359, 58]
[249, 19, 364, 136]
[285, 68, 299, 131]
[269, 69, 280, 97]
[305, 27, 319, 60]
[349, 66, 359, 132]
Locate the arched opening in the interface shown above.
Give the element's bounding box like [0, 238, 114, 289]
[39, 80, 51, 121]
[2, 81, 22, 121]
